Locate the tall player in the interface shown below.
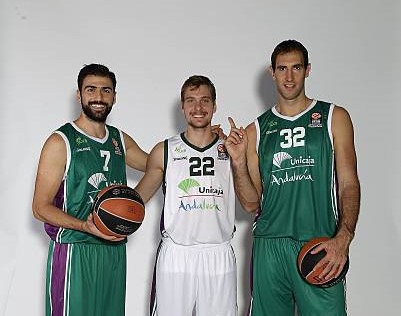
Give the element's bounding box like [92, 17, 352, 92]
[226, 40, 360, 315]
[32, 64, 148, 316]
[135, 75, 238, 316]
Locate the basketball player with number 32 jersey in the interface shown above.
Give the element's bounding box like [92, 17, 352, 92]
[226, 40, 360, 316]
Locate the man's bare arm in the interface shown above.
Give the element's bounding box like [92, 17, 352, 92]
[225, 118, 261, 212]
[123, 131, 148, 172]
[32, 133, 123, 241]
[135, 141, 165, 203]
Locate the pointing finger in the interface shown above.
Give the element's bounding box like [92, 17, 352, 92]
[228, 117, 237, 129]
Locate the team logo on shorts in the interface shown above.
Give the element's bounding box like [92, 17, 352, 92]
[308, 112, 322, 128]
[217, 144, 229, 160]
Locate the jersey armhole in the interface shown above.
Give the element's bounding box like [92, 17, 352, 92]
[53, 130, 70, 179]
[118, 128, 127, 155]
[162, 139, 168, 188]
[254, 119, 261, 155]
[327, 104, 335, 148]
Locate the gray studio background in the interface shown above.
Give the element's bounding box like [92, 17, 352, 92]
[1, 0, 400, 315]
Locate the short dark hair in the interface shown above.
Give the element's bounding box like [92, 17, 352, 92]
[77, 64, 117, 92]
[271, 40, 309, 71]
[180, 75, 216, 103]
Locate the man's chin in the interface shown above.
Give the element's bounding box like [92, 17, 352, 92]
[84, 112, 108, 123]
[189, 124, 210, 129]
[83, 109, 109, 123]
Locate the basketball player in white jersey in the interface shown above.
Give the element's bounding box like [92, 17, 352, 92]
[135, 75, 238, 316]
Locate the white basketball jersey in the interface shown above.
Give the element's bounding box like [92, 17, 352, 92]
[161, 133, 236, 246]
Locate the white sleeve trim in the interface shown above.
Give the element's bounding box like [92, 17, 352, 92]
[328, 104, 335, 148]
[53, 130, 70, 179]
[118, 129, 127, 155]
[255, 119, 260, 154]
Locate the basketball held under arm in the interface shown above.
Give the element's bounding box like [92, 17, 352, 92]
[311, 106, 360, 280]
[135, 141, 165, 204]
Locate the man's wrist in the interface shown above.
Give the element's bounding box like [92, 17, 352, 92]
[336, 226, 354, 245]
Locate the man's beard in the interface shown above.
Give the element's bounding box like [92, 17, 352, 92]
[81, 101, 112, 122]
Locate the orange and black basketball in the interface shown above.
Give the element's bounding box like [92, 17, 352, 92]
[92, 185, 145, 238]
[297, 237, 349, 287]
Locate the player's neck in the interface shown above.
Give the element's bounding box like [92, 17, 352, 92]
[74, 115, 107, 138]
[184, 126, 215, 148]
[276, 95, 313, 117]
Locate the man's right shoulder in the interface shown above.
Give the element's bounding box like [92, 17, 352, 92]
[42, 132, 67, 157]
[44, 123, 72, 147]
[54, 122, 73, 133]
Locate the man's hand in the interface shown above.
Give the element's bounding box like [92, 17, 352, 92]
[82, 213, 125, 242]
[225, 117, 247, 163]
[211, 124, 227, 140]
[311, 235, 350, 281]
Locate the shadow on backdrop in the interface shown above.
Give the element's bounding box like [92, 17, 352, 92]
[257, 66, 277, 112]
[236, 68, 278, 314]
[172, 98, 186, 134]
[69, 90, 81, 121]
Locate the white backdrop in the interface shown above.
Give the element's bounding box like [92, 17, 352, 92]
[1, 0, 401, 315]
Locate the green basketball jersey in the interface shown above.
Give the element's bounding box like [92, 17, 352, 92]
[45, 122, 127, 244]
[254, 100, 338, 241]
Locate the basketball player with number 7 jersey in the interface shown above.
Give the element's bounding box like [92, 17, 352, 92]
[32, 64, 148, 316]
[225, 40, 361, 315]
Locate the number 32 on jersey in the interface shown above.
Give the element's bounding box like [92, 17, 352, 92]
[280, 127, 305, 149]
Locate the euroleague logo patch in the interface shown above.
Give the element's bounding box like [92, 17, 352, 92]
[217, 144, 229, 160]
[112, 138, 122, 155]
[308, 112, 322, 128]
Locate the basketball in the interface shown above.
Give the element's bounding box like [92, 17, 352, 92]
[297, 237, 349, 287]
[92, 185, 145, 238]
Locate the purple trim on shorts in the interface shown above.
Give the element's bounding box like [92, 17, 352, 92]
[45, 182, 65, 240]
[51, 242, 69, 316]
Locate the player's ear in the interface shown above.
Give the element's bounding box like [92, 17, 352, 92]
[113, 91, 117, 105]
[305, 63, 311, 78]
[76, 89, 81, 103]
[213, 102, 217, 113]
[268, 65, 275, 80]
